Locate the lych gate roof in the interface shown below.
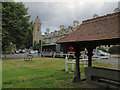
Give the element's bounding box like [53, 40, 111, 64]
[57, 12, 120, 43]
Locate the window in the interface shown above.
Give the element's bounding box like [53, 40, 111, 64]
[37, 27, 39, 31]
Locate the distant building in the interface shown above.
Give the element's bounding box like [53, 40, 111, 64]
[42, 20, 79, 43]
[33, 16, 42, 46]
[33, 16, 79, 44]
[33, 8, 119, 49]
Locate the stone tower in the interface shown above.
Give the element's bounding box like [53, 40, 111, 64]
[33, 16, 42, 46]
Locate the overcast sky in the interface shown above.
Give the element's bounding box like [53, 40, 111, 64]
[14, 0, 119, 35]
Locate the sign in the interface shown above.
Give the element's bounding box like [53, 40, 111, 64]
[93, 49, 96, 55]
[30, 46, 33, 49]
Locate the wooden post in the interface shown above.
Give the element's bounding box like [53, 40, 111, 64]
[72, 46, 81, 82]
[65, 55, 68, 72]
[72, 60, 74, 71]
[86, 46, 96, 67]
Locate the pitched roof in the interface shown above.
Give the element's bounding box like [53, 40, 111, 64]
[34, 16, 42, 24]
[57, 12, 120, 43]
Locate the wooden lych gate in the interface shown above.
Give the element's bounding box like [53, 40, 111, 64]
[57, 12, 120, 86]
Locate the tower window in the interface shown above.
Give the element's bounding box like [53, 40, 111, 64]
[37, 27, 39, 31]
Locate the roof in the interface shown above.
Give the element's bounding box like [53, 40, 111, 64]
[57, 12, 120, 44]
[34, 16, 42, 24]
[42, 43, 57, 46]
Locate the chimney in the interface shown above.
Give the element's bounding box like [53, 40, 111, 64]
[60, 25, 64, 30]
[114, 8, 120, 13]
[93, 14, 99, 18]
[73, 20, 79, 28]
[46, 28, 50, 34]
[68, 26, 72, 29]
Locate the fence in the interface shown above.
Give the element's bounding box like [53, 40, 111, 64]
[65, 55, 88, 72]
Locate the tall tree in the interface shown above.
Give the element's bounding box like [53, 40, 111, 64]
[2, 2, 33, 53]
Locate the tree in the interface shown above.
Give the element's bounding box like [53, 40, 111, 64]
[108, 46, 120, 54]
[97, 46, 107, 52]
[26, 21, 33, 49]
[42, 41, 50, 45]
[2, 2, 33, 53]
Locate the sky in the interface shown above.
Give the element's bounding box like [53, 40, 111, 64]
[14, 0, 120, 35]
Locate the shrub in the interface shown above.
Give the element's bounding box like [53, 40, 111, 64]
[19, 45, 25, 49]
[2, 44, 13, 54]
[42, 41, 50, 45]
[108, 46, 120, 54]
[33, 42, 39, 50]
[97, 46, 107, 52]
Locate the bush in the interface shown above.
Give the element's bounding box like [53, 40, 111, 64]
[33, 42, 39, 50]
[2, 44, 13, 54]
[42, 41, 50, 45]
[19, 45, 25, 49]
[108, 46, 120, 54]
[97, 46, 107, 52]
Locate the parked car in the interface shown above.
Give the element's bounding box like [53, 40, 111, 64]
[15, 50, 20, 54]
[97, 50, 110, 56]
[21, 49, 26, 53]
[96, 50, 110, 59]
[34, 50, 38, 53]
[29, 50, 35, 54]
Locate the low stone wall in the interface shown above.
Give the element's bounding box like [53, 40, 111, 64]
[111, 54, 120, 58]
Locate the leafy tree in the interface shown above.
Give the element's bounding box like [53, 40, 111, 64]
[2, 2, 33, 53]
[97, 46, 107, 52]
[26, 21, 33, 49]
[42, 41, 50, 45]
[108, 46, 120, 54]
[33, 42, 39, 50]
[0, 2, 1, 28]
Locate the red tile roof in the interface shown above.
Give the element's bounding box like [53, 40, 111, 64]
[57, 12, 120, 43]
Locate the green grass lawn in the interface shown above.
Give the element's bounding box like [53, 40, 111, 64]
[2, 57, 113, 88]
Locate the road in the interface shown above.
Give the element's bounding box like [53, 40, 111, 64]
[2, 53, 120, 64]
[93, 57, 120, 64]
[2, 53, 40, 58]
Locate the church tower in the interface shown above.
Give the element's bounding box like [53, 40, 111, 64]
[33, 16, 42, 46]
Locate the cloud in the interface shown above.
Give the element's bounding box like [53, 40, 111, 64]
[14, 0, 120, 2]
[18, 1, 118, 34]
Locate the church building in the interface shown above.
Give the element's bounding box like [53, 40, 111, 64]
[33, 16, 42, 46]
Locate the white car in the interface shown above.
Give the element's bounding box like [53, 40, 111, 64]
[15, 50, 20, 54]
[21, 50, 26, 53]
[97, 50, 110, 59]
[29, 50, 35, 54]
[34, 50, 38, 53]
[97, 50, 110, 56]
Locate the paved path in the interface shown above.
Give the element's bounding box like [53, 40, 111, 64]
[2, 54, 120, 65]
[2, 53, 40, 58]
[93, 57, 119, 64]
